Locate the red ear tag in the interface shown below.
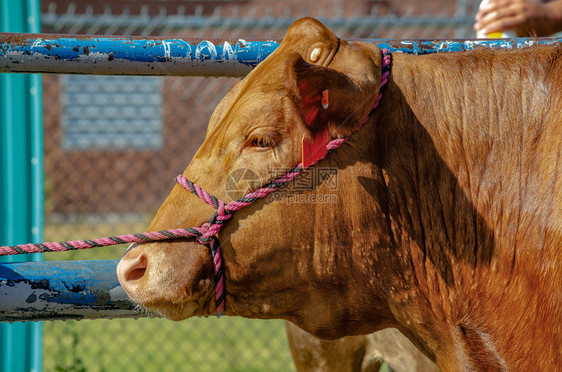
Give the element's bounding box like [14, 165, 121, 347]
[302, 128, 328, 169]
[321, 89, 329, 109]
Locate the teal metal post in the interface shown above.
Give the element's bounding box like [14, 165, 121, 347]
[0, 0, 43, 371]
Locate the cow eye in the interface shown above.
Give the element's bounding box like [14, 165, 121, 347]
[250, 136, 274, 148]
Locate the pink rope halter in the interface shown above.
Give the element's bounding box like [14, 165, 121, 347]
[0, 49, 392, 316]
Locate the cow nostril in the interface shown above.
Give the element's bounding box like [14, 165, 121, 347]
[118, 254, 148, 284]
[127, 254, 147, 281]
[127, 265, 146, 282]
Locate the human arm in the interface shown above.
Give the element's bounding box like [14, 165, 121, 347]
[474, 0, 562, 37]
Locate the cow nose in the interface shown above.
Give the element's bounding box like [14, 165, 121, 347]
[117, 253, 148, 285]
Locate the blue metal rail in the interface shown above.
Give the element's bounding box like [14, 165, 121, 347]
[1, 33, 561, 77]
[0, 260, 145, 322]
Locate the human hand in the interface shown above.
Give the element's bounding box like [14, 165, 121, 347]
[474, 0, 562, 37]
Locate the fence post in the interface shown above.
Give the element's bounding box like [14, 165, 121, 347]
[0, 0, 43, 371]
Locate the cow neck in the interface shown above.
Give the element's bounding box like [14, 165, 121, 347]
[177, 48, 392, 316]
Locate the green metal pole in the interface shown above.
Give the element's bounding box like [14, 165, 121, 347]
[0, 0, 43, 371]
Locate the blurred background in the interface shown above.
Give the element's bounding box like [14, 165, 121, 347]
[37, 0, 480, 371]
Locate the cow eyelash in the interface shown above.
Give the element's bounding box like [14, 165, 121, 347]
[250, 136, 275, 148]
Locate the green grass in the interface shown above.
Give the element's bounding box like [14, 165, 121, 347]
[43, 317, 293, 372]
[42, 218, 296, 372]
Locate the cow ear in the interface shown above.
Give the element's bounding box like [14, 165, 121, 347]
[289, 57, 369, 167]
[292, 57, 355, 135]
[291, 56, 379, 138]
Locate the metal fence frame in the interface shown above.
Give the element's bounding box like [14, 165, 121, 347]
[40, 0, 478, 38]
[2, 30, 561, 320]
[1, 16, 562, 372]
[0, 1, 43, 371]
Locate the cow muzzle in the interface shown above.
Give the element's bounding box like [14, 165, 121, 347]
[117, 240, 216, 320]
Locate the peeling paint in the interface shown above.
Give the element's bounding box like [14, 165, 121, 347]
[0, 260, 145, 322]
[2, 33, 558, 77]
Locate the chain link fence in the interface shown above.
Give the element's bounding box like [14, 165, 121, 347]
[39, 1, 482, 371]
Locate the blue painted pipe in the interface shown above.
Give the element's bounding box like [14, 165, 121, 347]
[0, 33, 278, 77]
[1, 33, 561, 77]
[0, 260, 146, 322]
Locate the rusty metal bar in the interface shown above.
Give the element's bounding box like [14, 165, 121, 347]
[0, 260, 149, 322]
[0, 33, 277, 77]
[1, 32, 561, 77]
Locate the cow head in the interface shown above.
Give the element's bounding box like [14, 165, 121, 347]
[117, 17, 390, 339]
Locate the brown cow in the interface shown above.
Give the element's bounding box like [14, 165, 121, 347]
[117, 17, 562, 371]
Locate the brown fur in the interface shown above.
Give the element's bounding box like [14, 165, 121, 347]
[117, 18, 562, 371]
